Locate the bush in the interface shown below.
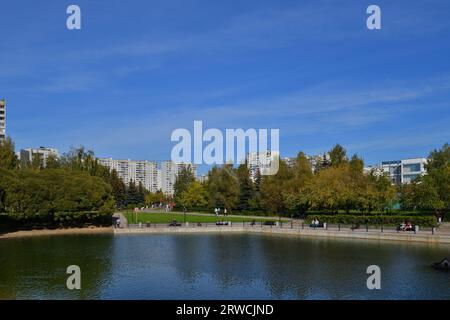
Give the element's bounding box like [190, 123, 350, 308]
[305, 214, 437, 227]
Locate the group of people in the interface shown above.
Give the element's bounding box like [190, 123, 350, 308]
[214, 208, 227, 216]
[310, 218, 321, 228]
[399, 221, 414, 231]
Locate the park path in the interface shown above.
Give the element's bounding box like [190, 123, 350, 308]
[113, 212, 128, 228]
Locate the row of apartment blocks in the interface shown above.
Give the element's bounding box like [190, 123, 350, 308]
[13, 146, 198, 195]
[251, 151, 426, 185]
[19, 147, 60, 167]
[98, 158, 197, 195]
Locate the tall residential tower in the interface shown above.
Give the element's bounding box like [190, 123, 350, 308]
[0, 99, 5, 142]
[98, 158, 160, 193]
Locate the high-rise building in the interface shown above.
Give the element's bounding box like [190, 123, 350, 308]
[246, 150, 280, 180]
[364, 157, 427, 185]
[20, 147, 59, 167]
[161, 161, 197, 195]
[0, 99, 6, 142]
[98, 158, 160, 192]
[284, 153, 330, 173]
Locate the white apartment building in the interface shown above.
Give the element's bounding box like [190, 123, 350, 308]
[20, 147, 59, 167]
[0, 99, 5, 142]
[284, 153, 330, 172]
[98, 158, 160, 192]
[364, 157, 428, 185]
[246, 150, 280, 180]
[197, 174, 208, 184]
[161, 161, 197, 195]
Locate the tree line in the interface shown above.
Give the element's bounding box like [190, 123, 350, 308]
[0, 137, 148, 228]
[1, 135, 449, 228]
[169, 143, 450, 218]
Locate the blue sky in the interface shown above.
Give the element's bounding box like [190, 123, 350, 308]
[1, 0, 450, 173]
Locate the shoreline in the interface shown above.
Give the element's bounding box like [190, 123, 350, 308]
[2, 225, 450, 245]
[0, 227, 113, 239]
[115, 226, 450, 244]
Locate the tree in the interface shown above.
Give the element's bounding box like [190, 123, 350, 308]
[109, 169, 126, 207]
[260, 159, 291, 215]
[179, 181, 207, 210]
[0, 137, 18, 170]
[45, 154, 60, 169]
[145, 190, 167, 206]
[249, 168, 262, 210]
[283, 152, 313, 215]
[236, 163, 254, 211]
[329, 144, 347, 167]
[426, 143, 450, 171]
[0, 168, 114, 220]
[31, 153, 44, 170]
[126, 181, 139, 206]
[173, 165, 195, 204]
[308, 165, 348, 213]
[401, 143, 450, 215]
[206, 164, 239, 211]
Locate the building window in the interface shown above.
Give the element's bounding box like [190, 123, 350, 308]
[403, 174, 419, 183]
[403, 163, 421, 173]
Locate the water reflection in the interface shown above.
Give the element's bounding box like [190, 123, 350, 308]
[1, 233, 449, 299]
[0, 234, 114, 299]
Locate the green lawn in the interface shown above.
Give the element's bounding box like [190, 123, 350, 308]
[123, 212, 278, 224]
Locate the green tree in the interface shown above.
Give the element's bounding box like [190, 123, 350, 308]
[402, 143, 450, 215]
[236, 163, 254, 211]
[45, 154, 60, 169]
[329, 144, 347, 167]
[207, 164, 239, 211]
[173, 165, 195, 204]
[179, 181, 208, 210]
[31, 153, 44, 170]
[260, 159, 291, 215]
[0, 137, 18, 170]
[109, 169, 126, 207]
[283, 152, 313, 215]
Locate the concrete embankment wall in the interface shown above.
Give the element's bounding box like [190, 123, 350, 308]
[114, 226, 450, 244]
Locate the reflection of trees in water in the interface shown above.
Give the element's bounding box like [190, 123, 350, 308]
[0, 235, 114, 299]
[170, 234, 259, 289]
[3, 234, 449, 299]
[254, 236, 375, 299]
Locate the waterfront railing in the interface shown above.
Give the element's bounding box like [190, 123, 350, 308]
[123, 221, 440, 236]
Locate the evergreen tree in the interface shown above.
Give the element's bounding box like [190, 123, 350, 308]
[109, 169, 126, 207]
[329, 144, 347, 167]
[207, 164, 239, 211]
[236, 163, 254, 211]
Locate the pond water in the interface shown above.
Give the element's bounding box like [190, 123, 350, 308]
[0, 233, 449, 299]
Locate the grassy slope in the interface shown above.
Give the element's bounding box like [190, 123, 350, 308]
[124, 212, 278, 224]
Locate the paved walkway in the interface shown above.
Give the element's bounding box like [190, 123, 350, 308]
[113, 212, 128, 228]
[114, 224, 450, 244]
